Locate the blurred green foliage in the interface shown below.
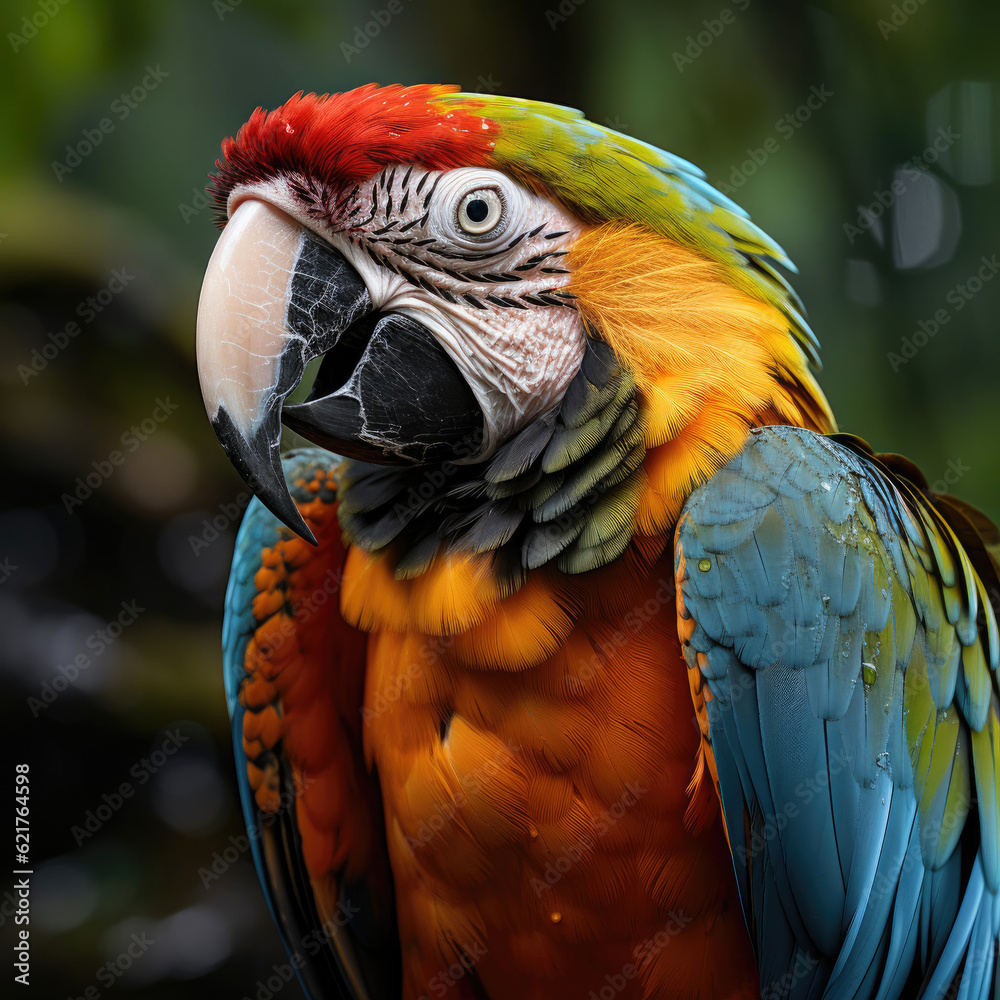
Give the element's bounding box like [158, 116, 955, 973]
[2, 0, 998, 996]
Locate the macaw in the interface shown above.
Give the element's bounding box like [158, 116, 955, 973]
[195, 84, 1000, 1000]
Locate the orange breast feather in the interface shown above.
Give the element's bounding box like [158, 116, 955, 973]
[342, 538, 758, 1000]
[241, 475, 396, 982]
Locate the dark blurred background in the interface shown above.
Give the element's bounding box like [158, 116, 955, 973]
[3, 1, 998, 997]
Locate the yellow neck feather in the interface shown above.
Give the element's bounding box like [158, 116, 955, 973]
[568, 222, 836, 534]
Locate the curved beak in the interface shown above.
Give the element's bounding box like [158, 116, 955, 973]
[196, 199, 372, 542]
[196, 198, 484, 544]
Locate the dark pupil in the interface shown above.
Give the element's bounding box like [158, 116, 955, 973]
[465, 198, 490, 223]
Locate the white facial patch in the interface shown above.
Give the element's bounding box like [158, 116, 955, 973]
[196, 199, 306, 437]
[229, 166, 587, 460]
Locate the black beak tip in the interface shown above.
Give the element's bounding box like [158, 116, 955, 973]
[256, 484, 319, 547]
[210, 408, 319, 547]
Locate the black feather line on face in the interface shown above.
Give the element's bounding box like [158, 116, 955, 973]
[286, 170, 578, 308]
[336, 336, 645, 587]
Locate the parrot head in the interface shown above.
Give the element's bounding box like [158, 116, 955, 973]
[197, 83, 832, 569]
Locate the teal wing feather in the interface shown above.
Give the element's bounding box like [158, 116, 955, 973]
[224, 448, 398, 1000]
[675, 425, 1000, 1000]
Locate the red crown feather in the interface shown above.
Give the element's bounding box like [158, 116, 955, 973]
[210, 83, 498, 224]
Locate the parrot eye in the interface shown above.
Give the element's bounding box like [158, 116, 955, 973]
[457, 188, 505, 236]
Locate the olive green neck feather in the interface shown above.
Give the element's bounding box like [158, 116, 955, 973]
[336, 337, 647, 583]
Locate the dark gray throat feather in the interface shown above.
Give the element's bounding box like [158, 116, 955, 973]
[336, 337, 647, 583]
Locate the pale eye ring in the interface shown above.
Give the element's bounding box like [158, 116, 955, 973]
[457, 188, 505, 236]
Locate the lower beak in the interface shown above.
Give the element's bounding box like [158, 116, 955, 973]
[196, 199, 483, 543]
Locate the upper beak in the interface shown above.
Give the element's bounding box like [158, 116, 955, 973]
[196, 199, 372, 543]
[196, 198, 484, 544]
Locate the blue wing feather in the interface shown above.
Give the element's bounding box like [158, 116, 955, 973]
[221, 449, 397, 1000]
[222, 495, 284, 929]
[676, 425, 1000, 1000]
